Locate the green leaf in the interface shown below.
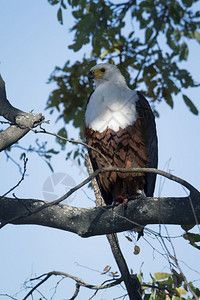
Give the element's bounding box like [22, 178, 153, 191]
[181, 224, 195, 232]
[154, 272, 171, 280]
[183, 233, 200, 250]
[145, 28, 153, 43]
[182, 94, 199, 115]
[162, 87, 174, 108]
[179, 43, 188, 61]
[182, 0, 193, 7]
[189, 281, 200, 297]
[46, 161, 54, 172]
[101, 265, 111, 274]
[173, 296, 181, 300]
[134, 245, 140, 255]
[128, 31, 134, 39]
[56, 127, 68, 149]
[48, 0, 59, 5]
[185, 233, 200, 243]
[144, 294, 151, 300]
[20, 152, 26, 160]
[47, 149, 59, 155]
[61, 0, 67, 9]
[114, 48, 121, 54]
[194, 30, 200, 43]
[125, 235, 132, 242]
[57, 7, 63, 25]
[100, 49, 109, 59]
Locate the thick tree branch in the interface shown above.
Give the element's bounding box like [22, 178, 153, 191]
[0, 166, 199, 234]
[0, 74, 45, 151]
[0, 194, 199, 237]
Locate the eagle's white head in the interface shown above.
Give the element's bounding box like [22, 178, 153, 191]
[88, 63, 127, 87]
[85, 63, 138, 132]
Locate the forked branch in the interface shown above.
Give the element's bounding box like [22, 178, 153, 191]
[0, 74, 45, 151]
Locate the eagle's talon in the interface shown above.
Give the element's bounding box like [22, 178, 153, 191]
[122, 198, 128, 208]
[112, 195, 129, 208]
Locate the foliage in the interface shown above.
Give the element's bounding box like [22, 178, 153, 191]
[181, 225, 200, 250]
[101, 265, 200, 300]
[46, 0, 200, 167]
[141, 270, 200, 299]
[99, 265, 200, 299]
[47, 0, 200, 148]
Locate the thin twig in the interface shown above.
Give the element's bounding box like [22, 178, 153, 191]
[0, 154, 28, 199]
[23, 270, 123, 299]
[0, 295, 18, 300]
[30, 127, 111, 166]
[23, 273, 52, 300]
[69, 283, 80, 300]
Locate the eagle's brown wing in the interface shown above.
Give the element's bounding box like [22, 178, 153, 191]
[136, 91, 158, 197]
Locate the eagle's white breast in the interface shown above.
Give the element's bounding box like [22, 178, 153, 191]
[85, 81, 138, 133]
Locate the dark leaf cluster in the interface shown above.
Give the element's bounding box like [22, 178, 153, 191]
[46, 0, 200, 156]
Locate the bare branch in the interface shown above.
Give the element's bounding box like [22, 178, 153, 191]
[0, 74, 45, 151]
[23, 270, 123, 300]
[31, 127, 111, 166]
[0, 154, 28, 198]
[69, 283, 80, 300]
[0, 294, 18, 300]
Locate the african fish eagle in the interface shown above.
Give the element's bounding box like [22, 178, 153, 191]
[85, 63, 158, 208]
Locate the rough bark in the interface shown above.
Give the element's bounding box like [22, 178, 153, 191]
[0, 195, 199, 237]
[0, 74, 44, 151]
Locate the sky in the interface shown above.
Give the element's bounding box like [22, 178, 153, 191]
[0, 1, 200, 299]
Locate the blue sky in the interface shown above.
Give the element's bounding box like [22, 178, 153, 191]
[0, 1, 200, 299]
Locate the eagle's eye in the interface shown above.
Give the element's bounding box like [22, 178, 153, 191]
[100, 68, 105, 72]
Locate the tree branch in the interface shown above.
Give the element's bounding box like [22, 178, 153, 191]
[0, 74, 45, 151]
[0, 165, 199, 233]
[0, 194, 199, 237]
[31, 127, 111, 166]
[23, 270, 123, 300]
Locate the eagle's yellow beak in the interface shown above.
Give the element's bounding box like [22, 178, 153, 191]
[88, 68, 105, 81]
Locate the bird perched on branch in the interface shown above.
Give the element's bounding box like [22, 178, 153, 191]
[85, 63, 158, 213]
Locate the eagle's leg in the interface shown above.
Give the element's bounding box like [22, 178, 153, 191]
[112, 195, 129, 208]
[113, 190, 146, 208]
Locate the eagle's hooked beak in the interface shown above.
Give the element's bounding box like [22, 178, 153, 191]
[88, 71, 94, 81]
